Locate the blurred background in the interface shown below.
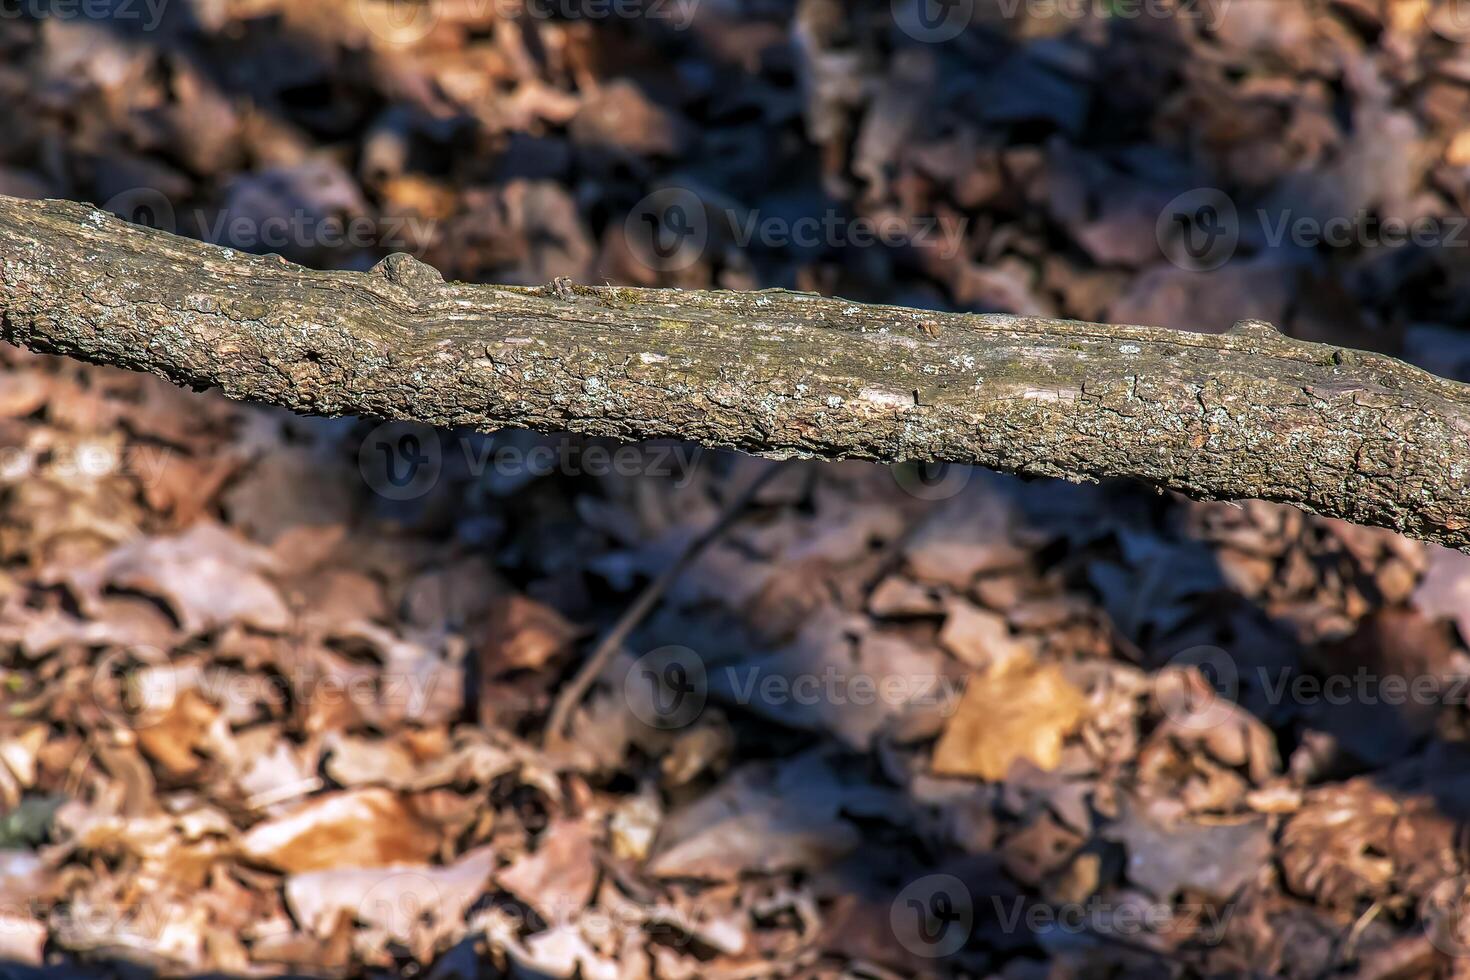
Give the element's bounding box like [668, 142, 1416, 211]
[5, 0, 1470, 976]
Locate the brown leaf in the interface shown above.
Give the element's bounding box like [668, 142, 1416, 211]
[137, 688, 221, 778]
[322, 734, 420, 789]
[496, 819, 599, 925]
[1103, 797, 1272, 900]
[0, 913, 46, 964]
[867, 575, 944, 617]
[285, 846, 495, 945]
[239, 789, 441, 872]
[54, 522, 291, 635]
[481, 595, 579, 673]
[140, 452, 238, 526]
[1415, 544, 1470, 643]
[0, 372, 49, 419]
[647, 754, 872, 880]
[932, 661, 1088, 781]
[938, 599, 1035, 670]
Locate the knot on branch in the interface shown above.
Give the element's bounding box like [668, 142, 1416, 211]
[370, 252, 445, 292]
[541, 276, 580, 302]
[1228, 318, 1281, 338]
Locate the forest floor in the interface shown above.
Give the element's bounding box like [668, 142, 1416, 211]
[6, 0, 1470, 976]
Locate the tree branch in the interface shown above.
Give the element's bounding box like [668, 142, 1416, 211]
[3, 194, 1468, 550]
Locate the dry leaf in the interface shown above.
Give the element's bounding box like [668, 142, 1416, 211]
[481, 595, 579, 673]
[497, 820, 599, 925]
[938, 599, 1035, 670]
[0, 913, 46, 964]
[285, 846, 495, 944]
[239, 788, 440, 872]
[55, 522, 290, 634]
[932, 661, 1088, 780]
[1415, 545, 1470, 642]
[647, 753, 872, 880]
[137, 688, 222, 778]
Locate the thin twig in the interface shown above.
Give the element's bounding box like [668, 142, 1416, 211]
[543, 460, 795, 745]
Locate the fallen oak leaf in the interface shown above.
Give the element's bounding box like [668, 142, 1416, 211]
[239, 788, 441, 873]
[931, 660, 1088, 781]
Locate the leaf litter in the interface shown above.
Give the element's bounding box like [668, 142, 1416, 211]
[6, 0, 1470, 975]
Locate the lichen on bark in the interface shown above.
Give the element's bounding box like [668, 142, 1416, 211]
[2, 194, 1468, 550]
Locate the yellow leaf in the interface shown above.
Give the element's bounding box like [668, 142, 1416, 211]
[932, 662, 1088, 781]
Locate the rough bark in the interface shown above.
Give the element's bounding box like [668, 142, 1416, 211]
[2, 194, 1468, 549]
